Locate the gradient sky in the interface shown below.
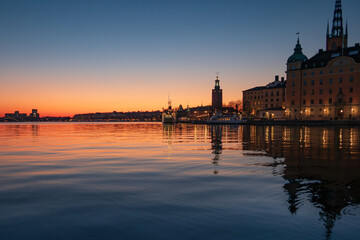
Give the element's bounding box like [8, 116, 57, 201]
[1, 0, 360, 117]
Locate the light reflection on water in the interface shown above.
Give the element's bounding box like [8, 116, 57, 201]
[0, 123, 359, 240]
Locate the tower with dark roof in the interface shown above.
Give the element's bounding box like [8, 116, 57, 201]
[212, 75, 223, 110]
[287, 35, 308, 71]
[326, 0, 348, 51]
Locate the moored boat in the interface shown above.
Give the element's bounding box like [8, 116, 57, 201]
[207, 112, 246, 124]
[162, 95, 177, 124]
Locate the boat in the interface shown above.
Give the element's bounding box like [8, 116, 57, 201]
[162, 112, 176, 123]
[207, 112, 246, 124]
[162, 96, 177, 124]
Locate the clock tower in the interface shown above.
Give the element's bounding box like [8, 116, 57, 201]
[212, 75, 223, 110]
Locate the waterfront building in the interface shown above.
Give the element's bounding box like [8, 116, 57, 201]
[285, 0, 360, 120]
[212, 75, 223, 110]
[5, 111, 27, 120]
[30, 109, 40, 119]
[242, 75, 286, 118]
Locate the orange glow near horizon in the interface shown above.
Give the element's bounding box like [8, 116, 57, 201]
[0, 70, 270, 117]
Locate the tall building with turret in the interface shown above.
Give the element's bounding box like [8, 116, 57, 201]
[326, 0, 348, 51]
[212, 75, 223, 110]
[285, 0, 360, 120]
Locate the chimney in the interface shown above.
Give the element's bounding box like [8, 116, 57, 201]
[275, 75, 279, 82]
[281, 77, 285, 82]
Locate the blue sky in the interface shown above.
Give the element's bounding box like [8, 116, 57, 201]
[0, 0, 359, 115]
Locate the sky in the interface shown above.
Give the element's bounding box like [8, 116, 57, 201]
[1, 0, 360, 117]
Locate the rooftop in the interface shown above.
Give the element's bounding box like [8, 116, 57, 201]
[303, 44, 360, 69]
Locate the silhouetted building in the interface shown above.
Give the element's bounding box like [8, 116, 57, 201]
[242, 75, 286, 117]
[5, 111, 27, 120]
[285, 0, 360, 120]
[30, 109, 40, 119]
[212, 75, 223, 110]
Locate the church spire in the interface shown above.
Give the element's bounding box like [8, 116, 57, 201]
[326, 0, 347, 51]
[331, 0, 344, 37]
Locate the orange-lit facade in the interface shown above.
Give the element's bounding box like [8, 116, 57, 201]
[242, 75, 286, 117]
[285, 0, 360, 120]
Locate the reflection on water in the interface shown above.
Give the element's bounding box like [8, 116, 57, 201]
[164, 124, 360, 240]
[211, 126, 222, 174]
[0, 123, 359, 240]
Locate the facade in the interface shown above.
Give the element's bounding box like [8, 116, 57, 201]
[258, 108, 285, 120]
[285, 0, 360, 120]
[243, 75, 286, 117]
[212, 75, 223, 110]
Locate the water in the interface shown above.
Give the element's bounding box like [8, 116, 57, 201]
[0, 123, 359, 240]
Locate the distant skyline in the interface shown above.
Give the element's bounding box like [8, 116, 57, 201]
[1, 0, 360, 117]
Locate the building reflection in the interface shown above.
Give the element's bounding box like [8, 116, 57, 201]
[242, 125, 360, 240]
[32, 124, 38, 137]
[161, 123, 360, 239]
[210, 126, 223, 174]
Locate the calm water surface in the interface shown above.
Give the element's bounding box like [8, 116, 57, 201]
[0, 123, 359, 240]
